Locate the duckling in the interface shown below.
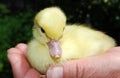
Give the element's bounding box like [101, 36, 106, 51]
[27, 7, 116, 74]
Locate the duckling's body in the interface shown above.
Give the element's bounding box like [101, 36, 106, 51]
[27, 7, 116, 74]
[60, 25, 115, 60]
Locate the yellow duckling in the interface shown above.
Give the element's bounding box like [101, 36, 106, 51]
[27, 7, 116, 74]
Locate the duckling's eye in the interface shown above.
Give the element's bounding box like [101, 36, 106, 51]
[41, 28, 45, 33]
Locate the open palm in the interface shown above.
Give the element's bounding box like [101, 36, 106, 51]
[8, 43, 120, 78]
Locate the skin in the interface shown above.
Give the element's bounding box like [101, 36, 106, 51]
[8, 43, 120, 78]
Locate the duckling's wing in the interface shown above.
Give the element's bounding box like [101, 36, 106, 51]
[60, 25, 116, 60]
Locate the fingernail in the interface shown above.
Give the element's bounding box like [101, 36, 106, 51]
[47, 66, 63, 78]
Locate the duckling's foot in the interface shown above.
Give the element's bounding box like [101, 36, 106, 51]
[48, 40, 62, 59]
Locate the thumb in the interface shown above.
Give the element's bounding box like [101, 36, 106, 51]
[46, 47, 120, 78]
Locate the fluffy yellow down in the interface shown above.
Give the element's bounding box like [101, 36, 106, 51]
[27, 7, 116, 74]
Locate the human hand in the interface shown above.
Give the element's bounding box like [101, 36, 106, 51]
[8, 43, 120, 78]
[7, 43, 45, 78]
[46, 47, 120, 78]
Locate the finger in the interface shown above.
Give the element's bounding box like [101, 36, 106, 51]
[105, 47, 120, 56]
[47, 47, 120, 78]
[24, 68, 45, 78]
[16, 43, 27, 56]
[47, 66, 63, 78]
[8, 48, 31, 78]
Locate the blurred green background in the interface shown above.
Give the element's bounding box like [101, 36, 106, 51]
[0, 0, 120, 78]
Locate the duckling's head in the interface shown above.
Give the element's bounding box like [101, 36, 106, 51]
[33, 7, 66, 58]
[34, 7, 66, 40]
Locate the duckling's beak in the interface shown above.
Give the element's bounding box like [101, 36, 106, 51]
[48, 40, 62, 59]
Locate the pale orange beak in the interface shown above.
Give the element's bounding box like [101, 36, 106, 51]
[48, 40, 62, 59]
